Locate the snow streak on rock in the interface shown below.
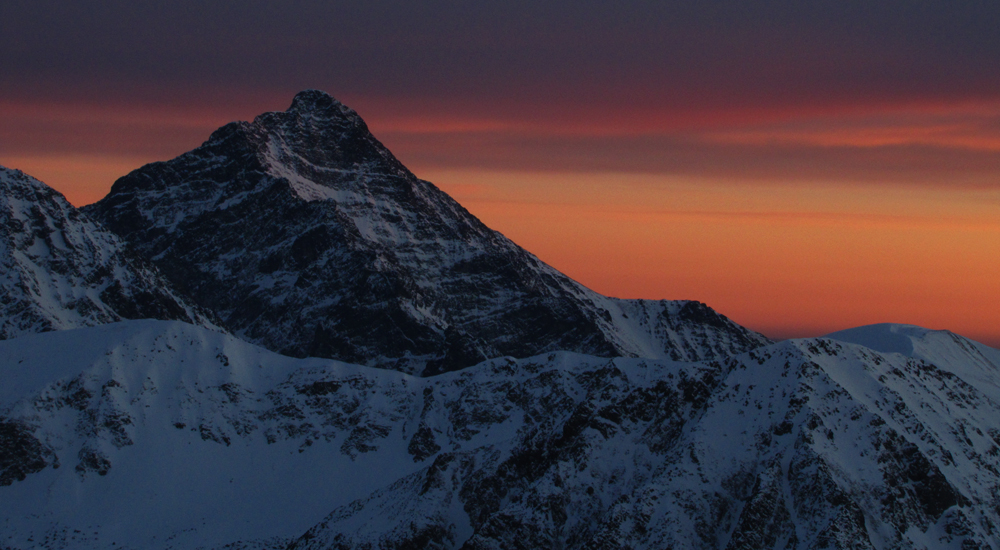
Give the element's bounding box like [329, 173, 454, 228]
[84, 90, 769, 375]
[0, 321, 997, 549]
[0, 166, 215, 339]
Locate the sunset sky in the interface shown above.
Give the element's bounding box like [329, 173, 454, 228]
[2, 1, 998, 345]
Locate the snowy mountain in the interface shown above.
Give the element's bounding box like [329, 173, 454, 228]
[0, 166, 215, 339]
[1, 321, 998, 549]
[5, 90, 997, 549]
[83, 90, 769, 375]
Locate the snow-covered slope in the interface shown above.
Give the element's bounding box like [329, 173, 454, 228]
[285, 336, 1000, 550]
[0, 166, 216, 339]
[2, 320, 998, 549]
[83, 90, 769, 375]
[0, 321, 413, 549]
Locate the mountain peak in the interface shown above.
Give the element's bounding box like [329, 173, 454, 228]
[282, 89, 363, 125]
[85, 92, 771, 374]
[289, 89, 340, 109]
[233, 88, 406, 179]
[0, 164, 27, 183]
[0, 165, 62, 205]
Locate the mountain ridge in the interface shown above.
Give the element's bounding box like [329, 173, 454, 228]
[0, 166, 217, 340]
[3, 90, 996, 549]
[84, 89, 770, 375]
[0, 320, 997, 549]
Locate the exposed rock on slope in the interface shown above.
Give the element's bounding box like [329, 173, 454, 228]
[0, 321, 997, 549]
[284, 330, 1000, 550]
[84, 90, 769, 375]
[0, 166, 215, 339]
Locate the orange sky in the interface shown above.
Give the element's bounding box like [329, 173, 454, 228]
[2, 97, 999, 347]
[427, 170, 1000, 346]
[378, 100, 1000, 347]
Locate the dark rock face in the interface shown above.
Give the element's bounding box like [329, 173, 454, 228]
[84, 90, 770, 374]
[276, 336, 1000, 549]
[408, 425, 442, 462]
[0, 166, 216, 339]
[75, 447, 111, 477]
[0, 419, 56, 486]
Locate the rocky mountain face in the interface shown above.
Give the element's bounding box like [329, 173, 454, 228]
[0, 166, 215, 339]
[0, 321, 998, 549]
[83, 90, 769, 375]
[5, 90, 997, 549]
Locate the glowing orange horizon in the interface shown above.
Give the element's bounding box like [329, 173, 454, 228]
[431, 170, 1000, 348]
[2, 95, 998, 348]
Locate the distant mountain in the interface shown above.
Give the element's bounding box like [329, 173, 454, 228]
[0, 166, 216, 339]
[84, 90, 770, 375]
[1, 321, 997, 549]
